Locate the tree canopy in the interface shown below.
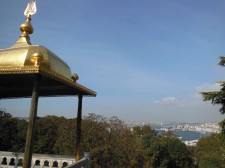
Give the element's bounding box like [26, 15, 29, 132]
[195, 134, 225, 168]
[201, 57, 225, 134]
[2, 110, 224, 168]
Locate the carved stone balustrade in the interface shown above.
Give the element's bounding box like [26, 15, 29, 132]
[0, 151, 75, 168]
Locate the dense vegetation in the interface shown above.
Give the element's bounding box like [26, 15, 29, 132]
[0, 109, 224, 168]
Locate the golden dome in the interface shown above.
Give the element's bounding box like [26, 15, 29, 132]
[0, 12, 96, 98]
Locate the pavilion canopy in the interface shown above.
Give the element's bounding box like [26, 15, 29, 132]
[0, 16, 96, 99]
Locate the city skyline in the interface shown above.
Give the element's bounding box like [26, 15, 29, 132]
[0, 0, 225, 123]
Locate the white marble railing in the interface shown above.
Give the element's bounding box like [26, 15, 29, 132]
[0, 151, 76, 168]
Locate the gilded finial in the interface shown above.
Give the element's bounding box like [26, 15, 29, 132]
[13, 1, 37, 46]
[71, 74, 79, 82]
[32, 52, 44, 66]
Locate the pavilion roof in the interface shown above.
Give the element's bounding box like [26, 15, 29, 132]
[0, 13, 96, 99]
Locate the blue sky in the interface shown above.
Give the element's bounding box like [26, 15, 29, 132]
[0, 0, 225, 123]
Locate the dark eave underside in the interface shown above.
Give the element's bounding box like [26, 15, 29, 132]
[0, 71, 96, 99]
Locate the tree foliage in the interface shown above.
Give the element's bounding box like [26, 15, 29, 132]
[144, 136, 194, 168]
[201, 57, 225, 133]
[195, 134, 225, 168]
[0, 109, 18, 151]
[81, 114, 145, 168]
[53, 118, 76, 155]
[0, 110, 216, 167]
[33, 116, 68, 154]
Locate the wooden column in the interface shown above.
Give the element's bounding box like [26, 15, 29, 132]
[23, 75, 41, 168]
[75, 94, 83, 161]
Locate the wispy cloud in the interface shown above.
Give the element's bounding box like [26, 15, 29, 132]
[146, 83, 222, 122]
[82, 83, 223, 123]
[196, 83, 221, 92]
[154, 96, 177, 104]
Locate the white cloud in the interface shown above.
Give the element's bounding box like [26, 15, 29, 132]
[162, 96, 176, 102]
[147, 83, 223, 122]
[154, 96, 177, 104]
[196, 83, 221, 92]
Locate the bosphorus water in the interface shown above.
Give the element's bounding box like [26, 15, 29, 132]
[171, 130, 211, 141]
[156, 130, 212, 141]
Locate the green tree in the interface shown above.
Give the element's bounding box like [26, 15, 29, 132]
[198, 156, 222, 168]
[201, 56, 225, 134]
[148, 137, 170, 168]
[195, 134, 225, 168]
[11, 119, 28, 152]
[33, 115, 66, 154]
[53, 118, 76, 155]
[82, 114, 145, 168]
[0, 109, 18, 151]
[143, 135, 194, 168]
[133, 125, 157, 137]
[165, 138, 194, 167]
